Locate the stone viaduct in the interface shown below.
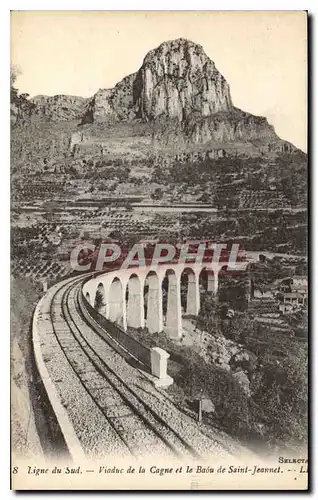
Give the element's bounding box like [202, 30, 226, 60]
[82, 260, 249, 339]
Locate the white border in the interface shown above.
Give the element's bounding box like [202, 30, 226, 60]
[2, 2, 315, 499]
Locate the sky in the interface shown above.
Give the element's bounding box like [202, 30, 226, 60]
[11, 11, 307, 151]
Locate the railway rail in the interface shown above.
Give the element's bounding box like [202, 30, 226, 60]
[49, 277, 199, 458]
[34, 274, 241, 460]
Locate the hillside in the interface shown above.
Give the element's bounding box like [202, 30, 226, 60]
[11, 38, 307, 213]
[12, 38, 298, 155]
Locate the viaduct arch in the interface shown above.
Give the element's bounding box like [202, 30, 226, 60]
[82, 250, 306, 339]
[82, 260, 249, 339]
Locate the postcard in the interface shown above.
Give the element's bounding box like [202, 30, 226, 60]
[10, 10, 308, 490]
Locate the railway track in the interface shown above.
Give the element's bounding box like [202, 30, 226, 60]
[49, 277, 199, 459]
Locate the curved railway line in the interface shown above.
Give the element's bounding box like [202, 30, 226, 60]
[33, 273, 260, 461]
[50, 278, 198, 459]
[32, 273, 240, 461]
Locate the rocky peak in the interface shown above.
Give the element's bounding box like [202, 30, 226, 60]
[16, 38, 285, 150]
[137, 38, 232, 121]
[82, 38, 233, 125]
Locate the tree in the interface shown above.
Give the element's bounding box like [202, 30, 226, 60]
[222, 313, 254, 344]
[11, 65, 20, 104]
[108, 230, 124, 242]
[219, 274, 249, 311]
[151, 187, 164, 200]
[94, 289, 105, 313]
[11, 65, 35, 120]
[196, 295, 223, 334]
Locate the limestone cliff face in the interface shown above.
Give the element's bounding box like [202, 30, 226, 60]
[81, 38, 278, 147]
[83, 73, 137, 123]
[82, 89, 115, 123]
[185, 109, 277, 144]
[83, 38, 233, 125]
[136, 38, 232, 122]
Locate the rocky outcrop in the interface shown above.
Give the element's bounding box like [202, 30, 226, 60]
[258, 141, 295, 154]
[17, 38, 298, 153]
[185, 108, 277, 144]
[153, 148, 226, 167]
[232, 370, 251, 398]
[82, 74, 137, 123]
[31, 94, 87, 121]
[81, 38, 278, 148]
[136, 38, 232, 122]
[69, 131, 84, 152]
[83, 38, 232, 125]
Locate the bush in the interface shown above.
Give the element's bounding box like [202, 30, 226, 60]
[250, 345, 308, 445]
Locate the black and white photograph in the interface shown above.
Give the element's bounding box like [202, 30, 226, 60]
[10, 10, 308, 490]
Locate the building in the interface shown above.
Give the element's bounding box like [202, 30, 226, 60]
[278, 291, 307, 314]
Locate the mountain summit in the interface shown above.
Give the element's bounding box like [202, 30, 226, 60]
[136, 38, 233, 122]
[83, 38, 233, 123]
[80, 38, 283, 148]
[14, 38, 295, 152]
